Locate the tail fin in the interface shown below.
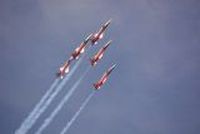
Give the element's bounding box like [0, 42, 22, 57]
[93, 83, 99, 90]
[56, 72, 63, 79]
[90, 58, 96, 66]
[56, 72, 60, 77]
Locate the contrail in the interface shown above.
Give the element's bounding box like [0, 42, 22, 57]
[60, 91, 95, 134]
[15, 78, 60, 134]
[35, 67, 90, 134]
[16, 56, 84, 134]
[26, 58, 84, 134]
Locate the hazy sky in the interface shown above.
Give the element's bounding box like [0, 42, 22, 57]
[0, 0, 200, 134]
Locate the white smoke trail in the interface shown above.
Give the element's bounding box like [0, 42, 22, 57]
[15, 78, 60, 134]
[60, 91, 95, 134]
[25, 58, 84, 134]
[16, 56, 84, 134]
[35, 67, 90, 134]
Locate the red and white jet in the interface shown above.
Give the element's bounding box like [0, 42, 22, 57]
[93, 64, 116, 90]
[90, 19, 112, 45]
[90, 40, 112, 66]
[70, 34, 93, 60]
[57, 59, 72, 79]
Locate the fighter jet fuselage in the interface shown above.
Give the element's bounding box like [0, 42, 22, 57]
[90, 40, 112, 66]
[71, 43, 86, 60]
[71, 34, 92, 60]
[93, 64, 116, 90]
[58, 60, 71, 79]
[91, 19, 112, 45]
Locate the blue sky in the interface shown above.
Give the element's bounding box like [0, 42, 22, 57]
[0, 0, 200, 134]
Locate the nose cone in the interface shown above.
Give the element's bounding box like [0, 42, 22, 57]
[104, 40, 112, 49]
[105, 18, 112, 26]
[108, 18, 112, 23]
[108, 64, 116, 73]
[85, 33, 93, 43]
[111, 64, 116, 70]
